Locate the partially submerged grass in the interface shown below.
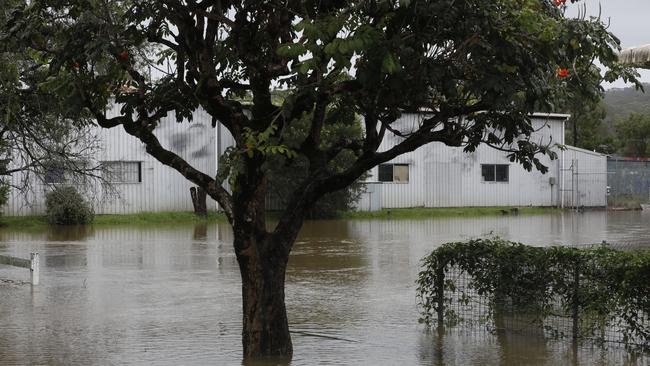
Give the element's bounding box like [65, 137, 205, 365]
[93, 211, 226, 226]
[0, 210, 226, 229]
[607, 194, 646, 210]
[0, 206, 562, 230]
[0, 215, 49, 229]
[338, 206, 563, 219]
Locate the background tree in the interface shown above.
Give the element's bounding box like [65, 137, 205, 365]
[2, 0, 639, 359]
[560, 84, 650, 155]
[564, 99, 616, 153]
[614, 112, 650, 157]
[0, 4, 101, 204]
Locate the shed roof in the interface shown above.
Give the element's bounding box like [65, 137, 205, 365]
[564, 145, 606, 157]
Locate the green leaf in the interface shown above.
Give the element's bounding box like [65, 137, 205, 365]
[381, 53, 398, 74]
[276, 43, 307, 58]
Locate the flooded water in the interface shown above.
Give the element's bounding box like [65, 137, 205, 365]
[0, 211, 649, 365]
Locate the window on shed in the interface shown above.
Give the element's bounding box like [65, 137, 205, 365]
[378, 164, 409, 182]
[102, 161, 142, 183]
[481, 165, 495, 182]
[43, 162, 65, 184]
[495, 165, 509, 182]
[481, 164, 509, 182]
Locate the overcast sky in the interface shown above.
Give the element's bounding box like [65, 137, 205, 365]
[569, 0, 650, 89]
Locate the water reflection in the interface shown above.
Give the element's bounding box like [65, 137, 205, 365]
[0, 211, 649, 365]
[192, 223, 208, 241]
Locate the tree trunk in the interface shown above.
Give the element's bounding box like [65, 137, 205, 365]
[190, 187, 208, 217]
[230, 153, 298, 360]
[235, 232, 293, 359]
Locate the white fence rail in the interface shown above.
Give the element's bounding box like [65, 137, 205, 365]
[0, 252, 40, 285]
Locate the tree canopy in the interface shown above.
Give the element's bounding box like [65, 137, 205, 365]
[1, 0, 640, 359]
[560, 85, 650, 156]
[0, 1, 101, 197]
[614, 112, 650, 157]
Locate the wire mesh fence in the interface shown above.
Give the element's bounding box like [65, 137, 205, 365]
[427, 241, 650, 352]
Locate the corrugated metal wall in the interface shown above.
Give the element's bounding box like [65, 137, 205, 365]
[3, 108, 607, 216]
[353, 182, 382, 211]
[96, 106, 217, 214]
[560, 146, 607, 208]
[4, 106, 217, 216]
[365, 113, 573, 208]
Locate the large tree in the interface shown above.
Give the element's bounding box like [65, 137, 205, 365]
[2, 0, 639, 359]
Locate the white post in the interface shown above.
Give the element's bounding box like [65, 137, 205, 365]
[30, 252, 39, 286]
[558, 147, 564, 209]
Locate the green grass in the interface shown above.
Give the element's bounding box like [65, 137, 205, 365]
[0, 210, 227, 229]
[93, 211, 227, 225]
[338, 206, 564, 219]
[607, 194, 646, 210]
[0, 206, 562, 229]
[0, 215, 49, 228]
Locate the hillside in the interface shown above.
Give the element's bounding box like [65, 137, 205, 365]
[604, 84, 650, 121]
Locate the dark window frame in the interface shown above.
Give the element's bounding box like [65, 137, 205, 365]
[101, 161, 143, 183]
[43, 162, 66, 184]
[481, 164, 509, 183]
[378, 163, 409, 183]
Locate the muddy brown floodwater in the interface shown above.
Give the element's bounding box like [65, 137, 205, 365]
[1, 211, 649, 365]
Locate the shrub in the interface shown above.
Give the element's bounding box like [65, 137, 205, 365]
[0, 181, 8, 219]
[0, 181, 8, 207]
[417, 239, 650, 348]
[45, 186, 94, 225]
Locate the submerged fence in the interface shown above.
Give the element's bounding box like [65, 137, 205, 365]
[0, 253, 40, 285]
[417, 239, 650, 351]
[607, 157, 650, 207]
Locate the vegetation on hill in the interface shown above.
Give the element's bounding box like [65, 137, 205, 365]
[567, 84, 650, 157]
[604, 83, 650, 121]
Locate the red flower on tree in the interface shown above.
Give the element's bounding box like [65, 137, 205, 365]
[118, 50, 129, 61]
[553, 0, 566, 6]
[556, 68, 569, 78]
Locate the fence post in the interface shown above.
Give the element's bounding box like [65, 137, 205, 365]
[571, 264, 580, 339]
[30, 252, 39, 286]
[190, 187, 207, 217]
[435, 261, 445, 327]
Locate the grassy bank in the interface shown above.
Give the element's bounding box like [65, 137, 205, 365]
[339, 206, 564, 219]
[1, 206, 563, 229]
[0, 211, 227, 229]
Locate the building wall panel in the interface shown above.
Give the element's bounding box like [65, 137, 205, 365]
[364, 113, 585, 209]
[4, 106, 217, 216]
[561, 146, 607, 208]
[4, 109, 605, 216]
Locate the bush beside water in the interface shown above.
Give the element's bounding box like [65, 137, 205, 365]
[0, 181, 8, 216]
[45, 186, 94, 225]
[417, 238, 650, 349]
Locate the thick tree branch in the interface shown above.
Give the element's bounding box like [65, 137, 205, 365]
[82, 93, 235, 221]
[121, 120, 234, 222]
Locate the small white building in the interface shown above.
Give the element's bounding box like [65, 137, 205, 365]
[2, 109, 606, 216]
[355, 112, 607, 210]
[4, 105, 217, 216]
